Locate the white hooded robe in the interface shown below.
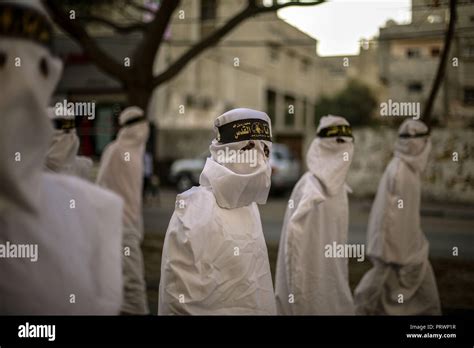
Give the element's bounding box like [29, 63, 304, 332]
[158, 108, 276, 315]
[0, 4, 123, 315]
[275, 115, 355, 315]
[354, 120, 441, 315]
[45, 108, 93, 181]
[96, 107, 150, 314]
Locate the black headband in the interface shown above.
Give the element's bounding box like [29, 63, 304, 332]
[317, 125, 353, 138]
[217, 118, 272, 144]
[53, 118, 75, 132]
[122, 116, 147, 127]
[399, 131, 430, 138]
[0, 4, 53, 50]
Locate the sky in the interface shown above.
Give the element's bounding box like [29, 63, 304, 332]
[277, 0, 412, 56]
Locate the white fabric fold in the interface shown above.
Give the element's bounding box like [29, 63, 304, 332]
[354, 119, 441, 315]
[45, 127, 93, 181]
[96, 107, 150, 314]
[306, 115, 354, 196]
[275, 115, 355, 315]
[0, 31, 123, 314]
[159, 108, 276, 315]
[201, 139, 272, 209]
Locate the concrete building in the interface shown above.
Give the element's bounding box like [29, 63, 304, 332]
[150, 0, 322, 165]
[314, 39, 383, 105]
[378, 0, 474, 126]
[53, 0, 474, 173]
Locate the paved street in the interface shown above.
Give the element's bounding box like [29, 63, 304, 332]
[144, 188, 474, 260]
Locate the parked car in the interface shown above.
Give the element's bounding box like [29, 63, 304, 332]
[270, 143, 300, 193]
[169, 143, 301, 193]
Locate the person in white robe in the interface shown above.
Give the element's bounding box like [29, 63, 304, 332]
[96, 106, 150, 315]
[0, 0, 123, 315]
[275, 115, 355, 315]
[158, 108, 276, 315]
[45, 107, 93, 181]
[354, 119, 441, 315]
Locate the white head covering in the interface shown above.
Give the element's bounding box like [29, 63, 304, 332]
[0, 0, 123, 314]
[306, 115, 354, 196]
[199, 108, 273, 209]
[116, 106, 149, 146]
[354, 119, 440, 315]
[365, 119, 432, 265]
[119, 106, 144, 125]
[96, 105, 150, 314]
[0, 3, 63, 213]
[45, 106, 81, 174]
[394, 119, 432, 173]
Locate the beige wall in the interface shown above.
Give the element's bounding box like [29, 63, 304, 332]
[150, 0, 322, 159]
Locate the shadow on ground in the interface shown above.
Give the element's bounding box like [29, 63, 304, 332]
[142, 233, 474, 315]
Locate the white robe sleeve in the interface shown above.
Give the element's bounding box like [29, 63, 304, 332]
[159, 211, 200, 315]
[285, 196, 317, 306]
[277, 183, 324, 315]
[74, 156, 93, 181]
[159, 187, 276, 315]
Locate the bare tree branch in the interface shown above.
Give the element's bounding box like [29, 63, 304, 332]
[43, 0, 129, 82]
[127, 0, 157, 15]
[256, 0, 324, 13]
[80, 15, 146, 34]
[133, 0, 181, 79]
[153, 0, 324, 87]
[118, 5, 145, 24]
[422, 0, 457, 125]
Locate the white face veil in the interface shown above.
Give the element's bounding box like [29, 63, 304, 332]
[0, 10, 63, 213]
[394, 119, 432, 173]
[45, 107, 80, 173]
[306, 115, 354, 196]
[199, 108, 273, 209]
[0, 0, 124, 315]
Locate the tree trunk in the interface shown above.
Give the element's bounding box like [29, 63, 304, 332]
[125, 81, 158, 175]
[126, 83, 152, 112]
[422, 0, 457, 126]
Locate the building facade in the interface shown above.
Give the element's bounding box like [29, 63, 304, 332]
[150, 0, 322, 165]
[378, 0, 474, 126]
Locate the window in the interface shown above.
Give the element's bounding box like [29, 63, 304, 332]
[464, 45, 474, 58]
[427, 14, 443, 23]
[301, 58, 310, 72]
[431, 47, 441, 57]
[464, 87, 474, 105]
[269, 44, 280, 62]
[284, 95, 296, 127]
[200, 0, 216, 21]
[200, 97, 212, 110]
[94, 104, 118, 156]
[406, 48, 421, 58]
[185, 95, 196, 107]
[266, 89, 276, 124]
[200, 0, 217, 36]
[407, 82, 423, 93]
[302, 98, 308, 126]
[329, 68, 345, 76]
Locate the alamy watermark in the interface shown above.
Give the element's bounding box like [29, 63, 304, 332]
[18, 322, 55, 341]
[216, 147, 258, 168]
[54, 100, 96, 120]
[0, 241, 38, 262]
[324, 242, 365, 262]
[380, 99, 420, 120]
